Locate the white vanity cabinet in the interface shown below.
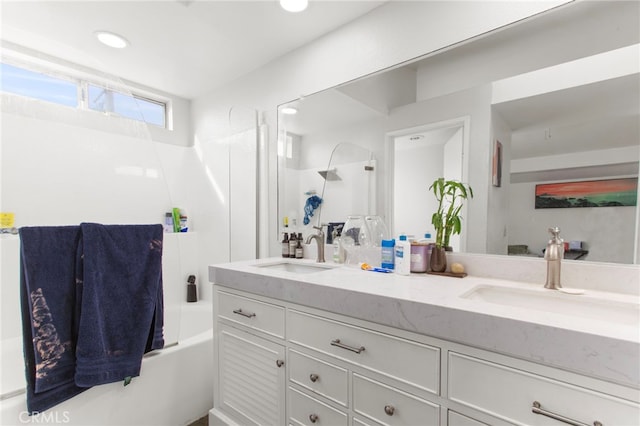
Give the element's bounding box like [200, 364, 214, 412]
[213, 290, 287, 426]
[211, 285, 640, 426]
[212, 286, 443, 426]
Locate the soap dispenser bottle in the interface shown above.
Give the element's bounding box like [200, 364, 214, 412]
[186, 275, 197, 302]
[332, 229, 345, 264]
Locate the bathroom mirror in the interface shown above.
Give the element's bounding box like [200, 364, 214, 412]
[277, 0, 640, 264]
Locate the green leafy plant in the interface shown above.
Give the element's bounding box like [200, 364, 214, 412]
[430, 178, 473, 249]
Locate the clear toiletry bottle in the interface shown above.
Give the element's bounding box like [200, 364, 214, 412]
[332, 229, 345, 263]
[295, 232, 304, 259]
[282, 232, 290, 258]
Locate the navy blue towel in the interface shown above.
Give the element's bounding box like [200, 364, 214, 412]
[19, 226, 88, 413]
[74, 223, 164, 386]
[19, 223, 164, 413]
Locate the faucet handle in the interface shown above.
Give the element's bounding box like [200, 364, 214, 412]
[547, 226, 563, 244]
[313, 224, 328, 232]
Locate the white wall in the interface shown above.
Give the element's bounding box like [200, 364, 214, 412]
[191, 1, 567, 257]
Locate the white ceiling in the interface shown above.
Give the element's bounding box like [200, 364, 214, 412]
[0, 0, 386, 99]
[493, 74, 640, 159]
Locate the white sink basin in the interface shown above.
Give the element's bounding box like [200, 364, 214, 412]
[254, 261, 336, 274]
[461, 285, 639, 325]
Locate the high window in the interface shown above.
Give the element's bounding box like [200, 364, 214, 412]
[87, 84, 166, 127]
[1, 61, 168, 128]
[1, 62, 78, 107]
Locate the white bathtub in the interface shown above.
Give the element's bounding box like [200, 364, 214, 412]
[0, 302, 214, 426]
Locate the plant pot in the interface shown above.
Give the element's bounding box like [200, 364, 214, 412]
[430, 246, 447, 272]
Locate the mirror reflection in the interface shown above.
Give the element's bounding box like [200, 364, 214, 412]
[277, 1, 639, 264]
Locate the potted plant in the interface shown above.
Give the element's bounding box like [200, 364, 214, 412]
[429, 177, 473, 272]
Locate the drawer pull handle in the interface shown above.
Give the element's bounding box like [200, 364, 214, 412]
[532, 401, 602, 426]
[309, 373, 319, 383]
[309, 414, 319, 423]
[331, 339, 365, 354]
[276, 359, 284, 368]
[384, 405, 395, 416]
[233, 308, 256, 318]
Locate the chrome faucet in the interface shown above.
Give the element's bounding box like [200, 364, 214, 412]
[544, 226, 564, 289]
[305, 225, 326, 263]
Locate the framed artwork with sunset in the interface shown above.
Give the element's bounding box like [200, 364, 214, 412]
[535, 178, 638, 209]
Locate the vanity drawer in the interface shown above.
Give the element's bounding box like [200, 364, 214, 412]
[289, 349, 348, 407]
[353, 373, 440, 426]
[217, 290, 285, 338]
[353, 417, 383, 426]
[288, 386, 348, 426]
[448, 410, 489, 426]
[288, 310, 440, 394]
[448, 352, 640, 426]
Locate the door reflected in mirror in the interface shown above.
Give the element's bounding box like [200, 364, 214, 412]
[389, 118, 468, 252]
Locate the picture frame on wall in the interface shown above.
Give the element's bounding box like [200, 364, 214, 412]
[492, 140, 502, 187]
[535, 178, 638, 209]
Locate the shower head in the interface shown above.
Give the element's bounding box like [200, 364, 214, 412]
[318, 168, 341, 181]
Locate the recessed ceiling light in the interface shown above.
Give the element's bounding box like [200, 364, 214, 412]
[95, 31, 129, 49]
[280, 0, 308, 13]
[281, 106, 298, 115]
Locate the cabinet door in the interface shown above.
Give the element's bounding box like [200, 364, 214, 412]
[218, 324, 286, 426]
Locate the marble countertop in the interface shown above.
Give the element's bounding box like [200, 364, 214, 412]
[210, 257, 640, 389]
